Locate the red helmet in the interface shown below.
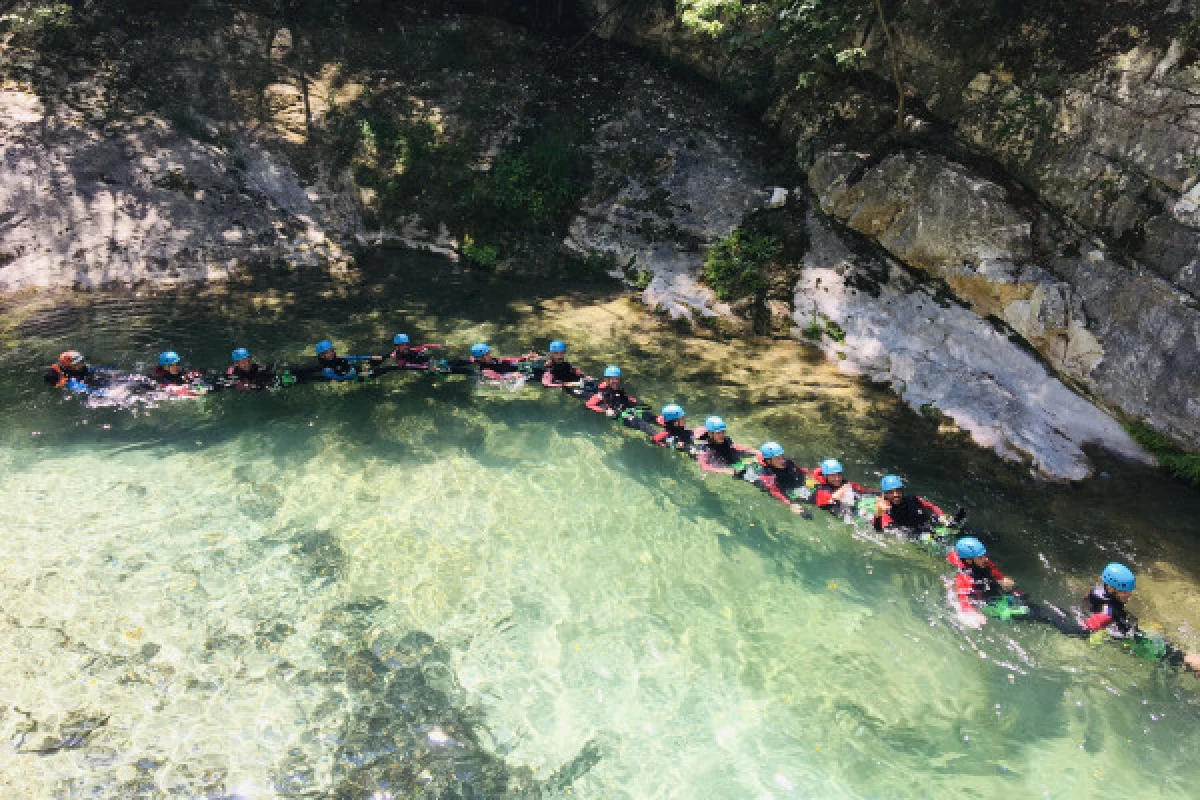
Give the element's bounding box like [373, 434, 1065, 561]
[58, 350, 84, 367]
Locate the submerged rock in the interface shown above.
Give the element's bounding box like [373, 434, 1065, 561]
[291, 624, 603, 799]
[794, 212, 1148, 480]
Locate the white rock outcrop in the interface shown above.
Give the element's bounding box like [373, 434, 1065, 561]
[794, 212, 1149, 480]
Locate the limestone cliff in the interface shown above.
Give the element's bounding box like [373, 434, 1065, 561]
[576, 0, 1200, 454]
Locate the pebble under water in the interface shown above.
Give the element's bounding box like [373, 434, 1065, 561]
[2, 254, 1200, 799]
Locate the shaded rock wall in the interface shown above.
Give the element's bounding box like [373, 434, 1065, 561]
[0, 88, 353, 290]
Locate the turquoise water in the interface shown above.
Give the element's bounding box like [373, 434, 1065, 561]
[2, 254, 1200, 799]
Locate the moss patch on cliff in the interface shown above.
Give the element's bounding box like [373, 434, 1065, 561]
[1127, 423, 1200, 487]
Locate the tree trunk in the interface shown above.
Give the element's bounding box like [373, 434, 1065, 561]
[872, 0, 905, 133]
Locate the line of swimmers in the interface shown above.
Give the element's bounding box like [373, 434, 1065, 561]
[43, 337, 1200, 675]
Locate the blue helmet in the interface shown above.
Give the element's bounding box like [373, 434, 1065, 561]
[1101, 562, 1136, 592]
[549, 340, 566, 353]
[393, 333, 410, 345]
[760, 441, 785, 459]
[158, 351, 181, 367]
[231, 347, 251, 362]
[315, 339, 334, 355]
[604, 365, 622, 378]
[471, 343, 491, 358]
[881, 474, 904, 492]
[705, 416, 726, 433]
[661, 403, 685, 421]
[955, 537, 986, 560]
[821, 458, 844, 476]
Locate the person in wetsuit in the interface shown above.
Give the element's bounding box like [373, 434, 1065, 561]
[224, 348, 276, 391]
[946, 537, 1081, 633]
[651, 403, 695, 451]
[873, 474, 945, 533]
[693, 416, 754, 474]
[584, 365, 657, 432]
[540, 340, 585, 388]
[388, 333, 443, 372]
[293, 339, 380, 382]
[585, 366, 639, 416]
[1081, 562, 1200, 673]
[470, 342, 536, 380]
[809, 459, 875, 514]
[152, 351, 206, 389]
[44, 350, 99, 390]
[749, 441, 812, 516]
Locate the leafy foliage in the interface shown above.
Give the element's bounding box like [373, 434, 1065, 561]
[703, 228, 778, 301]
[678, 0, 872, 93]
[468, 130, 587, 235]
[461, 234, 500, 269]
[1127, 423, 1200, 487]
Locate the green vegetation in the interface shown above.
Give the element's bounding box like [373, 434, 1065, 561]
[1127, 423, 1200, 487]
[461, 234, 500, 269]
[801, 315, 845, 344]
[468, 131, 587, 235]
[702, 228, 778, 301]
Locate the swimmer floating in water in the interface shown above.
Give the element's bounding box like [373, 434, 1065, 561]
[224, 348, 278, 391]
[808, 458, 876, 517]
[540, 340, 587, 389]
[651, 403, 694, 451]
[693, 416, 755, 475]
[44, 350, 99, 390]
[1081, 562, 1200, 673]
[873, 474, 948, 534]
[746, 441, 813, 517]
[151, 351, 208, 393]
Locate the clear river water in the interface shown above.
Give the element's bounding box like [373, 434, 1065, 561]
[2, 253, 1199, 799]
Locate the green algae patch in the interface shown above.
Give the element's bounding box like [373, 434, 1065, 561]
[1127, 422, 1200, 487]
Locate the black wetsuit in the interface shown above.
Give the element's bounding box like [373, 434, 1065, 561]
[544, 359, 582, 384]
[875, 494, 939, 531]
[758, 459, 808, 498]
[653, 418, 694, 448]
[225, 363, 275, 390]
[696, 431, 742, 466]
[44, 363, 98, 387]
[593, 382, 637, 413]
[293, 355, 361, 382]
[153, 366, 203, 386]
[1084, 585, 1137, 637]
[392, 347, 434, 369]
[476, 357, 523, 375]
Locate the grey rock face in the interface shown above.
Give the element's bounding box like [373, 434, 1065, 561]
[809, 147, 1200, 451]
[810, 150, 1105, 377]
[0, 89, 353, 290]
[932, 47, 1200, 300]
[565, 70, 771, 321]
[794, 213, 1148, 480]
[1053, 251, 1200, 448]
